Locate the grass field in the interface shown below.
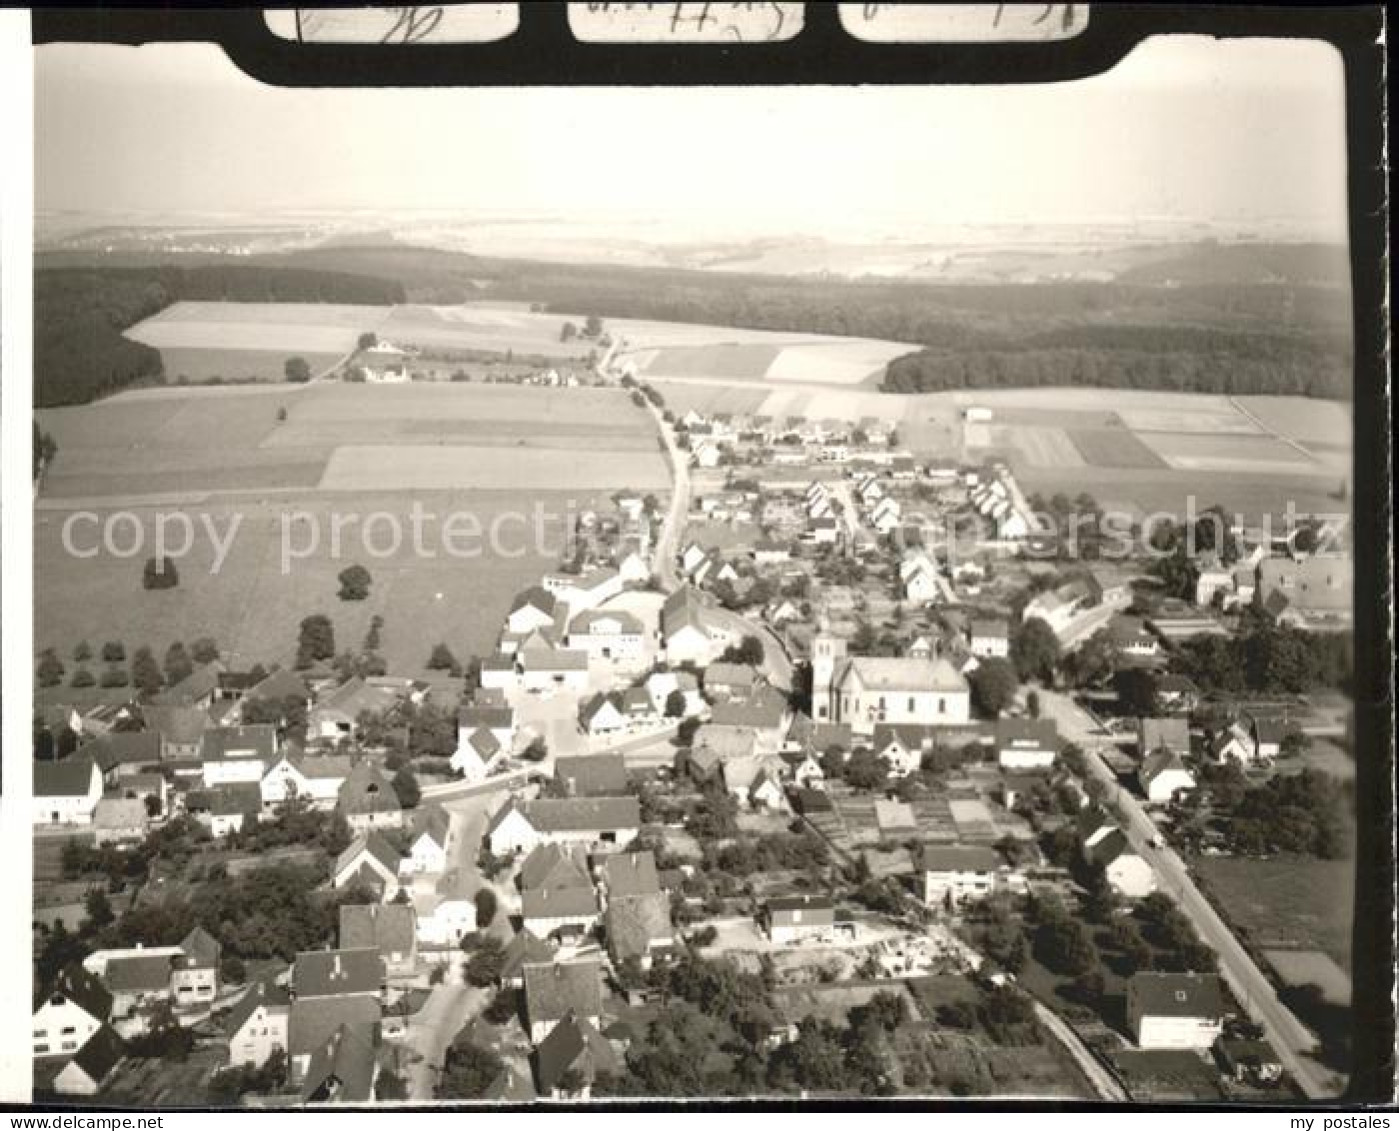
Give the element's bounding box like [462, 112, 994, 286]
[34, 381, 668, 674]
[1236, 396, 1353, 446]
[1189, 855, 1354, 970]
[1262, 950, 1352, 1005]
[160, 347, 347, 384]
[1140, 431, 1318, 474]
[1067, 428, 1170, 469]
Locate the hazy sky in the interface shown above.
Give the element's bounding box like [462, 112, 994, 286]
[35, 35, 1348, 237]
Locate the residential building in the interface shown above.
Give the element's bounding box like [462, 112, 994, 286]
[553, 754, 628, 798]
[91, 797, 149, 846]
[523, 960, 604, 1045]
[413, 869, 478, 948]
[486, 796, 641, 856]
[33, 757, 103, 826]
[661, 587, 728, 666]
[225, 980, 291, 1069]
[337, 762, 404, 832]
[919, 845, 1024, 908]
[47, 1026, 125, 1097]
[533, 1014, 620, 1099]
[339, 904, 417, 978]
[1139, 717, 1191, 759]
[968, 619, 1011, 659]
[33, 965, 112, 1059]
[332, 831, 403, 899]
[261, 753, 352, 811]
[401, 805, 451, 875]
[764, 895, 835, 945]
[200, 724, 278, 787]
[1079, 808, 1157, 899]
[185, 783, 262, 838]
[566, 607, 646, 664]
[1138, 749, 1197, 804]
[605, 892, 674, 970]
[1127, 972, 1225, 1050]
[995, 718, 1060, 771]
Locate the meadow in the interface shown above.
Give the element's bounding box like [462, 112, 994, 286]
[34, 381, 666, 675]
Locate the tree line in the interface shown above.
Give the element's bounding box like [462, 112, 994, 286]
[34, 266, 405, 406]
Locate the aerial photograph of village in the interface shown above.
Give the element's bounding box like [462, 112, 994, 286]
[23, 27, 1372, 1108]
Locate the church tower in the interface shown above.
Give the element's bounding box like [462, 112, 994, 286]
[811, 633, 847, 722]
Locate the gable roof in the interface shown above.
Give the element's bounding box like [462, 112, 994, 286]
[519, 843, 593, 893]
[78, 731, 162, 774]
[605, 892, 673, 962]
[1139, 717, 1190, 754]
[994, 718, 1060, 750]
[553, 754, 628, 797]
[661, 586, 710, 639]
[522, 796, 640, 834]
[500, 929, 557, 983]
[288, 995, 381, 1059]
[510, 586, 558, 617]
[409, 805, 451, 849]
[69, 1024, 125, 1085]
[523, 960, 603, 1025]
[339, 904, 416, 956]
[534, 1013, 620, 1094]
[34, 757, 98, 799]
[103, 953, 176, 994]
[1139, 747, 1193, 785]
[150, 663, 223, 707]
[186, 782, 262, 817]
[522, 884, 599, 921]
[93, 797, 147, 830]
[337, 762, 402, 817]
[301, 1021, 378, 1103]
[202, 724, 278, 761]
[918, 844, 1004, 873]
[246, 668, 311, 703]
[709, 685, 789, 730]
[841, 656, 968, 695]
[1130, 972, 1224, 1018]
[293, 948, 384, 999]
[603, 851, 660, 898]
[144, 705, 210, 746]
[225, 979, 290, 1038]
[39, 963, 113, 1022]
[335, 830, 402, 882]
[458, 704, 515, 731]
[179, 926, 222, 967]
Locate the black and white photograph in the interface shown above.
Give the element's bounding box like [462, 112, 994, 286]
[4, 4, 1391, 1113]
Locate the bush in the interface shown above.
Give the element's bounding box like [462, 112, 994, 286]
[474, 887, 498, 929]
[337, 564, 372, 601]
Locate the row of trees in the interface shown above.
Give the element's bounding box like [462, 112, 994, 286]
[38, 637, 219, 694]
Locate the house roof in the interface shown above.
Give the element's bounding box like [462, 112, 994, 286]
[409, 805, 451, 849]
[994, 718, 1060, 750]
[34, 757, 98, 799]
[335, 831, 402, 882]
[93, 798, 147, 831]
[522, 796, 640, 834]
[1130, 972, 1224, 1018]
[225, 979, 289, 1040]
[534, 1013, 620, 1094]
[1139, 717, 1190, 754]
[150, 663, 223, 706]
[768, 894, 834, 919]
[605, 893, 672, 962]
[604, 851, 660, 898]
[246, 668, 311, 703]
[553, 754, 628, 797]
[301, 1022, 378, 1103]
[661, 586, 710, 639]
[69, 1024, 125, 1085]
[102, 954, 175, 994]
[709, 685, 789, 730]
[568, 607, 643, 636]
[1256, 556, 1353, 612]
[339, 903, 416, 956]
[919, 845, 1004, 873]
[337, 762, 402, 817]
[458, 705, 515, 730]
[315, 678, 400, 722]
[186, 782, 262, 817]
[705, 662, 759, 690]
[500, 929, 556, 982]
[288, 995, 381, 1059]
[179, 926, 221, 967]
[40, 963, 112, 1022]
[293, 948, 385, 999]
[484, 1064, 539, 1101]
[691, 724, 758, 762]
[523, 960, 604, 1024]
[1139, 747, 1193, 785]
[510, 586, 558, 617]
[519, 646, 589, 673]
[144, 705, 210, 745]
[80, 731, 162, 773]
[522, 884, 599, 921]
[519, 844, 593, 893]
[202, 724, 278, 761]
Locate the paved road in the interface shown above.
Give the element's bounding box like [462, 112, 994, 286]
[403, 982, 487, 1100]
[706, 604, 795, 692]
[1031, 1000, 1128, 1101]
[1037, 689, 1342, 1100]
[644, 399, 691, 590]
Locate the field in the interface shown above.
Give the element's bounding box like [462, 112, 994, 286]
[34, 382, 665, 672]
[1066, 429, 1169, 469]
[160, 347, 346, 384]
[1189, 855, 1354, 970]
[1262, 950, 1352, 1005]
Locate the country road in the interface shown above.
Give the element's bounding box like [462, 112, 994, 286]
[1031, 1001, 1128, 1101]
[643, 396, 691, 590]
[1036, 689, 1344, 1100]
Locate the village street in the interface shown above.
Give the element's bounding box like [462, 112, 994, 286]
[1035, 689, 1341, 1100]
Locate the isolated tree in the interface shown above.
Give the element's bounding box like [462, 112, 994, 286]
[131, 646, 164, 695]
[284, 357, 312, 384]
[100, 665, 130, 689]
[142, 556, 180, 591]
[437, 1033, 504, 1099]
[427, 643, 458, 671]
[190, 637, 220, 665]
[584, 314, 604, 338]
[474, 887, 498, 929]
[357, 332, 378, 351]
[391, 767, 421, 810]
[296, 615, 337, 669]
[276, 405, 289, 422]
[70, 666, 96, 689]
[83, 888, 114, 930]
[464, 936, 506, 987]
[337, 564, 373, 601]
[969, 657, 1018, 717]
[664, 688, 687, 718]
[1011, 617, 1060, 683]
[164, 641, 194, 687]
[37, 649, 65, 688]
[364, 615, 384, 653]
[560, 321, 578, 342]
[72, 640, 93, 663]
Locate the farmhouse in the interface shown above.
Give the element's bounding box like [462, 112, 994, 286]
[523, 960, 604, 1045]
[185, 783, 262, 838]
[661, 586, 729, 665]
[201, 724, 278, 787]
[339, 904, 417, 978]
[337, 762, 404, 832]
[566, 607, 646, 663]
[544, 567, 624, 614]
[968, 619, 1011, 659]
[33, 757, 103, 826]
[33, 965, 112, 1060]
[1137, 749, 1197, 804]
[307, 678, 402, 743]
[811, 634, 970, 736]
[92, 798, 150, 846]
[518, 646, 591, 694]
[1127, 972, 1225, 1050]
[144, 705, 208, 762]
[262, 753, 352, 811]
[534, 1014, 620, 1100]
[994, 718, 1060, 771]
[332, 831, 403, 899]
[486, 796, 641, 856]
[553, 754, 628, 798]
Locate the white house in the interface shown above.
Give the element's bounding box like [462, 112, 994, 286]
[968, 619, 1011, 659]
[33, 758, 103, 827]
[401, 806, 451, 876]
[33, 966, 111, 1060]
[451, 727, 501, 781]
[1138, 748, 1197, 804]
[1080, 809, 1157, 899]
[201, 724, 278, 788]
[413, 870, 478, 947]
[995, 719, 1060, 771]
[261, 754, 351, 811]
[506, 587, 562, 635]
[544, 567, 625, 614]
[566, 608, 646, 664]
[661, 587, 728, 666]
[644, 669, 704, 717]
[1127, 973, 1225, 1050]
[225, 980, 290, 1069]
[919, 845, 1023, 909]
[485, 796, 641, 857]
[332, 831, 403, 899]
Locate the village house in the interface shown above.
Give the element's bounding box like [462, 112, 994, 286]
[968, 618, 1011, 659]
[293, 948, 385, 1003]
[995, 718, 1060, 771]
[151, 663, 222, 711]
[523, 960, 605, 1045]
[401, 805, 451, 875]
[543, 566, 624, 614]
[306, 677, 403, 743]
[580, 692, 628, 737]
[661, 586, 730, 666]
[413, 869, 478, 948]
[339, 904, 418, 979]
[1139, 716, 1191, 759]
[82, 731, 162, 785]
[1255, 555, 1353, 627]
[457, 702, 516, 752]
[201, 723, 278, 787]
[261, 752, 352, 812]
[721, 754, 788, 810]
[533, 1014, 621, 1100]
[811, 634, 971, 736]
[45, 1026, 125, 1097]
[225, 980, 291, 1070]
[505, 586, 564, 636]
[518, 645, 591, 694]
[91, 797, 150, 846]
[33, 757, 103, 826]
[33, 965, 112, 1060]
[565, 607, 646, 664]
[643, 668, 704, 717]
[286, 993, 382, 1091]
[605, 892, 675, 971]
[919, 845, 1025, 909]
[451, 725, 501, 781]
[553, 754, 629, 798]
[500, 930, 558, 991]
[185, 783, 262, 838]
[144, 705, 209, 763]
[1206, 721, 1260, 766]
[332, 830, 403, 900]
[1079, 808, 1156, 899]
[486, 796, 641, 856]
[1127, 972, 1226, 1050]
[764, 894, 837, 946]
[1138, 748, 1197, 804]
[708, 685, 792, 754]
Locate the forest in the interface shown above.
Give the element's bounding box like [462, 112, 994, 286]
[33, 265, 405, 406]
